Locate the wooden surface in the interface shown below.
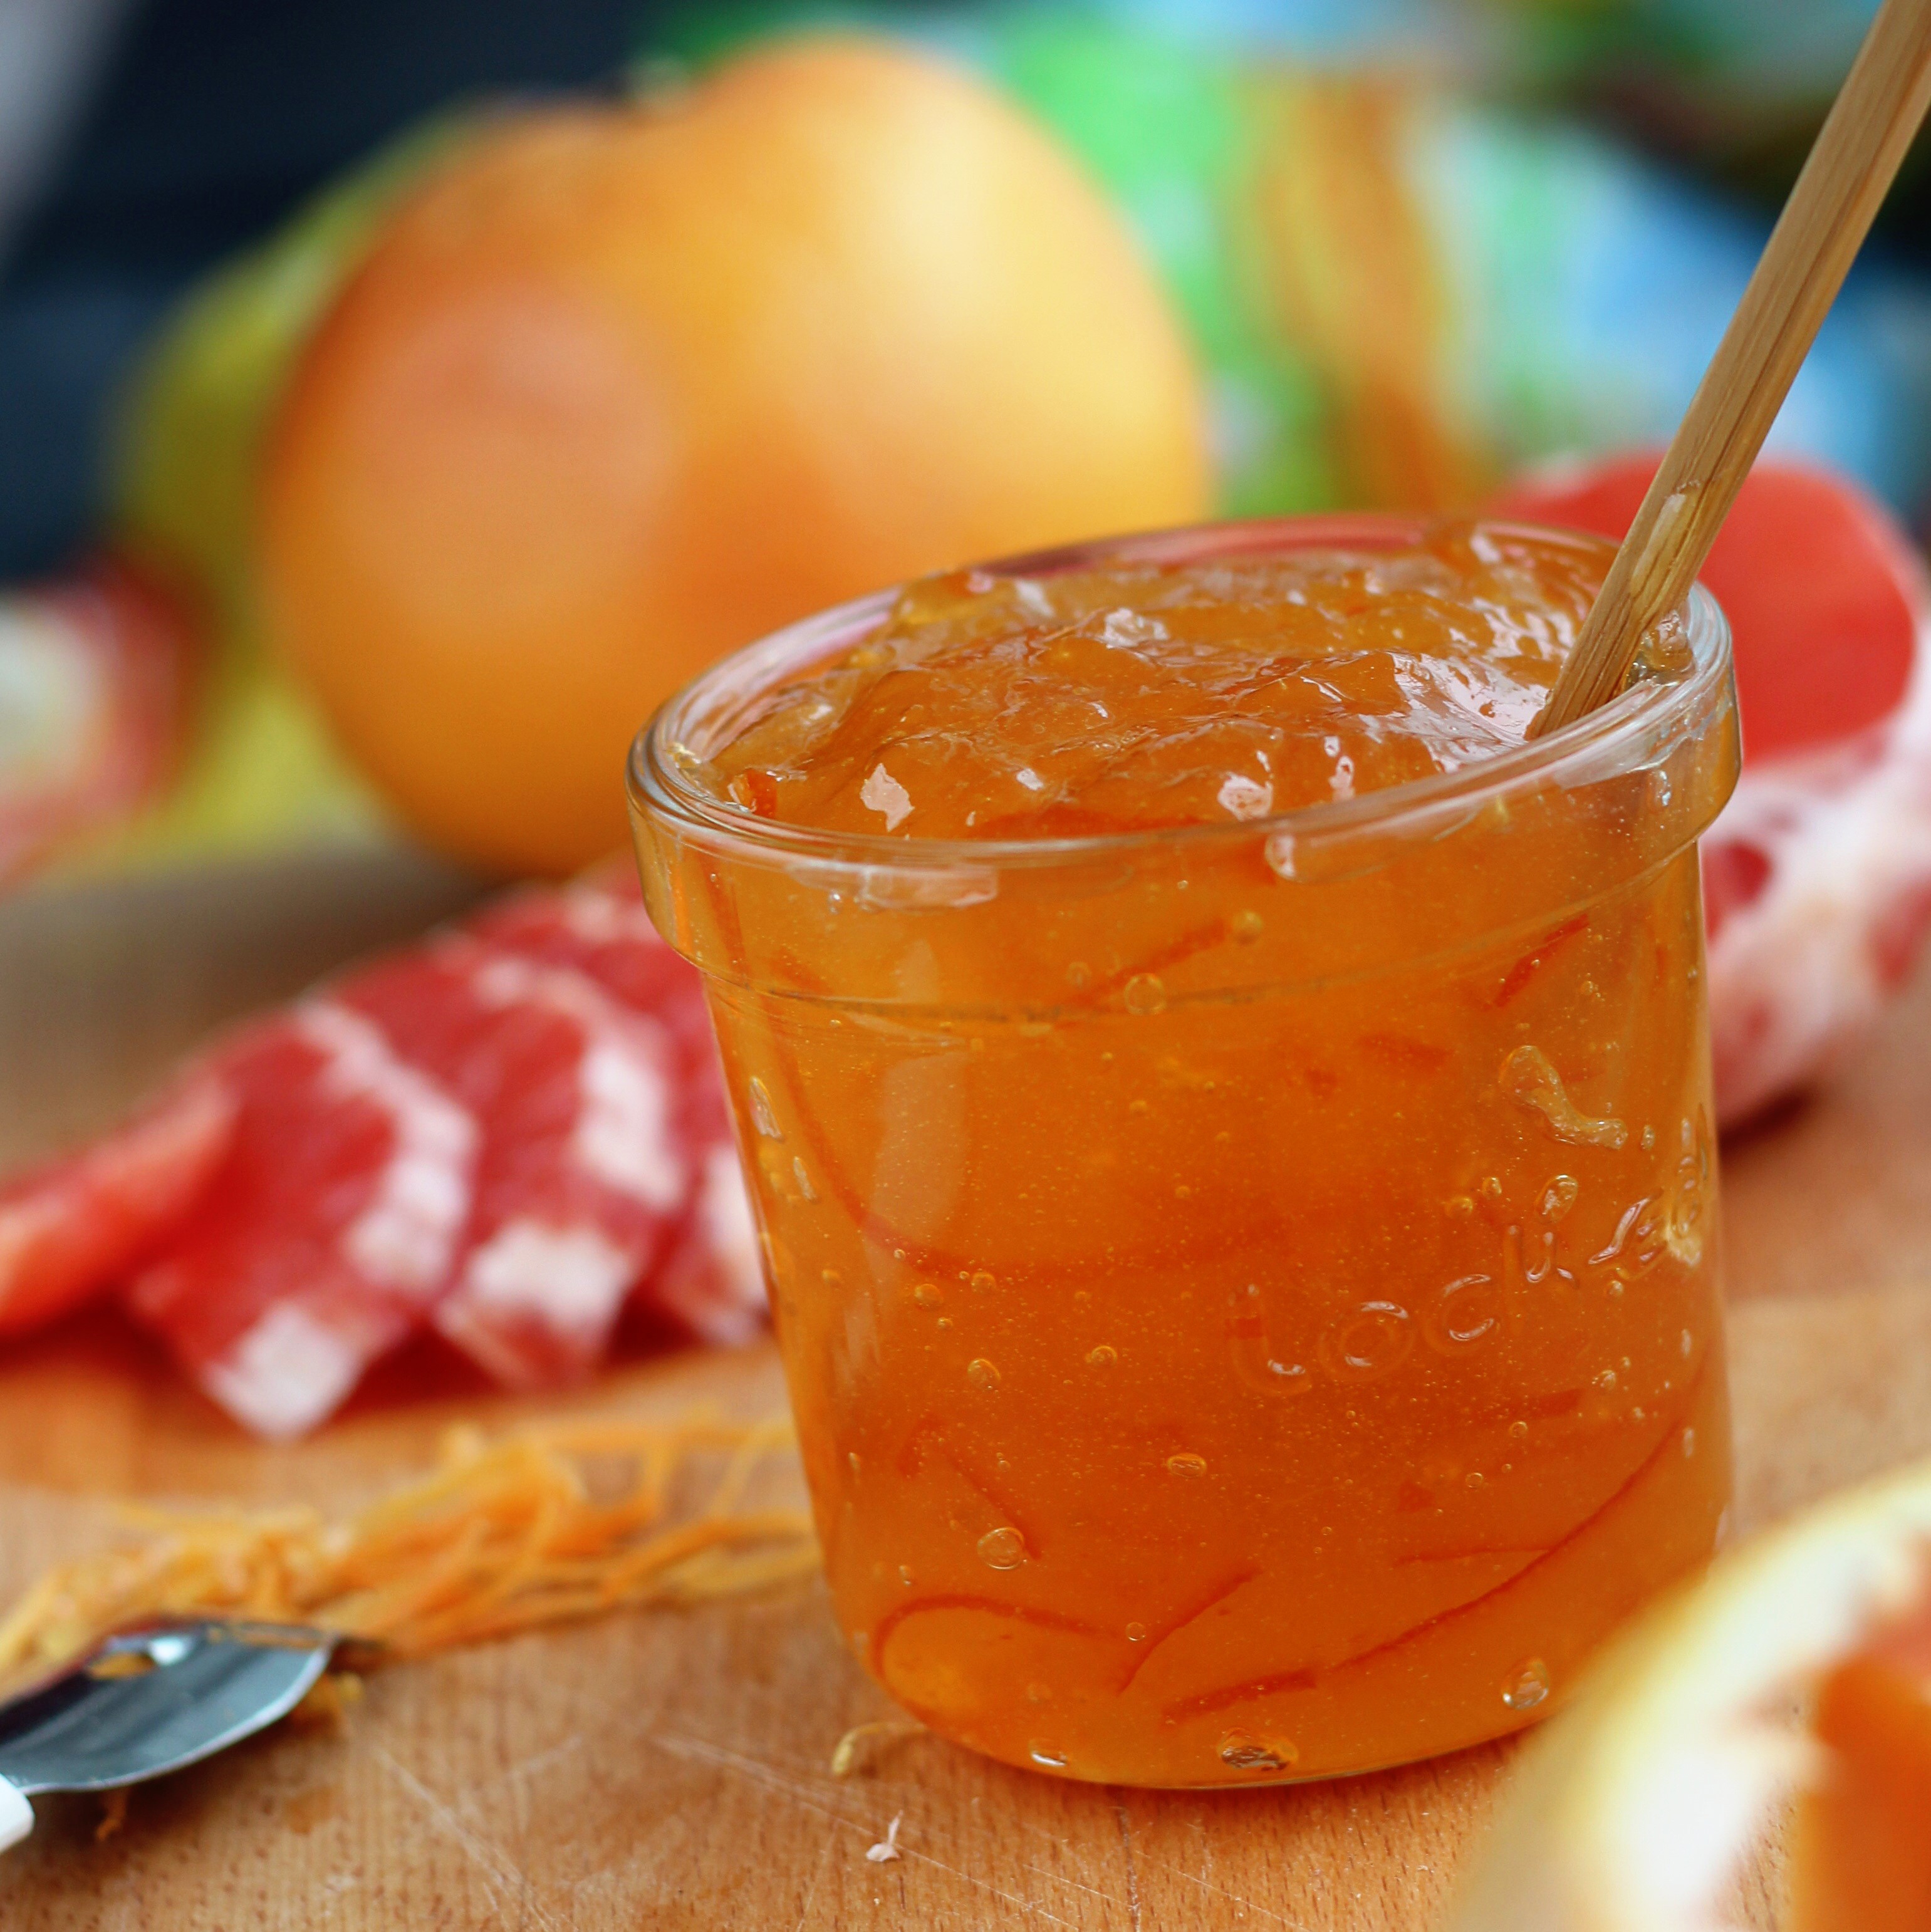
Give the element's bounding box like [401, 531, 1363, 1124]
[1540, 0, 1931, 730]
[3, 922, 1931, 1928]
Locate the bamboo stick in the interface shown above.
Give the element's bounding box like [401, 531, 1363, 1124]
[1536, 0, 1931, 735]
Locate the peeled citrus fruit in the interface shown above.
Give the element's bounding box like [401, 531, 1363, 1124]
[1494, 455, 1931, 1125]
[1445, 1455, 1931, 1932]
[259, 36, 1210, 875]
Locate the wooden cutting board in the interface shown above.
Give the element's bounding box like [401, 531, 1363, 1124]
[3, 924, 1930, 1929]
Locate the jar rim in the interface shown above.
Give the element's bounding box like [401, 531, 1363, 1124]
[629, 512, 1734, 873]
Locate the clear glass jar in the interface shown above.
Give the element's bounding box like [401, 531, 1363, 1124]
[628, 516, 1740, 1785]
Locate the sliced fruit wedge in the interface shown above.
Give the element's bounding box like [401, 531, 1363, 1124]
[336, 932, 692, 1388]
[0, 866, 759, 1435]
[0, 1073, 235, 1339]
[1492, 455, 1931, 1126]
[467, 875, 764, 1346]
[1445, 1456, 1931, 1932]
[125, 1002, 481, 1438]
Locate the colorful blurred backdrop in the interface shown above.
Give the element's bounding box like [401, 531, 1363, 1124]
[4, 0, 1930, 891]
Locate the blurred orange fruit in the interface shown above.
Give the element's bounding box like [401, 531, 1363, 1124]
[261, 36, 1211, 875]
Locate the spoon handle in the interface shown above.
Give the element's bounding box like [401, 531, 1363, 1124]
[1538, 0, 1931, 735]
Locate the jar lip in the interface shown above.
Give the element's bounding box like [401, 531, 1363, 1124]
[630, 513, 1734, 872]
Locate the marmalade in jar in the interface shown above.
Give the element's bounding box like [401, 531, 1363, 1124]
[630, 517, 1741, 1785]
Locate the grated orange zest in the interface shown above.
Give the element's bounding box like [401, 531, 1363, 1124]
[0, 1410, 817, 1685]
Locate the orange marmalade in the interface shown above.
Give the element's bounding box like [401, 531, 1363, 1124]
[630, 517, 1741, 1785]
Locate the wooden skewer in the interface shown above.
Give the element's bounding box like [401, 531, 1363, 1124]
[1535, 0, 1931, 737]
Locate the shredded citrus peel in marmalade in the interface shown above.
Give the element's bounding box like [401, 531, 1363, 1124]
[656, 524, 1733, 1784]
[0, 1411, 818, 1690]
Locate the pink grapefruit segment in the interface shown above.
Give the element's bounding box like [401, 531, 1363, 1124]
[5, 865, 762, 1433]
[0, 1072, 236, 1339]
[467, 879, 764, 1347]
[1793, 1589, 1931, 1932]
[1492, 454, 1931, 1123]
[335, 930, 694, 1388]
[125, 1002, 479, 1439]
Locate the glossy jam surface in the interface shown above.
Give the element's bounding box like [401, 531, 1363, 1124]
[703, 525, 1689, 838]
[641, 522, 1735, 1787]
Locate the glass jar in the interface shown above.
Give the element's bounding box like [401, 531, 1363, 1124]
[628, 516, 1740, 1785]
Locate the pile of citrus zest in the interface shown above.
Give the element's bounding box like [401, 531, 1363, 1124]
[0, 1410, 818, 1685]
